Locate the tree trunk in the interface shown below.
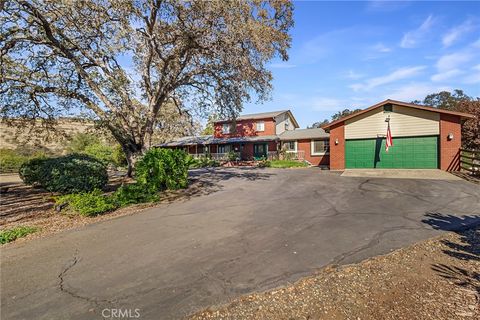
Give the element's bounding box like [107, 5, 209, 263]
[124, 145, 145, 178]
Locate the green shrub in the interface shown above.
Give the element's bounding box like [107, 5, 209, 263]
[84, 143, 114, 165]
[189, 156, 220, 168]
[227, 151, 238, 161]
[17, 157, 47, 186]
[0, 149, 29, 173]
[258, 159, 271, 168]
[112, 145, 128, 167]
[67, 133, 100, 153]
[113, 183, 160, 207]
[135, 148, 189, 191]
[19, 154, 108, 193]
[55, 189, 117, 216]
[0, 226, 38, 244]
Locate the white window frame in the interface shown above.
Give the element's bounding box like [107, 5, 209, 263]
[256, 121, 265, 132]
[283, 141, 297, 152]
[222, 123, 231, 134]
[311, 139, 329, 156]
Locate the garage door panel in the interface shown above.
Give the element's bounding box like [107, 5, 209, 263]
[345, 136, 438, 169]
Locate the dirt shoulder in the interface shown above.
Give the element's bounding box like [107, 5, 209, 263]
[189, 227, 480, 320]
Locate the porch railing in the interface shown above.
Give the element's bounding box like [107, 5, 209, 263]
[191, 152, 241, 160]
[282, 150, 305, 161]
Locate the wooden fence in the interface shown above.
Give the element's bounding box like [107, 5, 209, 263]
[460, 149, 479, 176]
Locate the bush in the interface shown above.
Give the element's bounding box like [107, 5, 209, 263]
[112, 145, 128, 167]
[67, 133, 127, 168]
[227, 151, 238, 161]
[0, 149, 29, 173]
[55, 189, 117, 216]
[113, 183, 160, 207]
[19, 154, 108, 193]
[84, 143, 114, 165]
[67, 133, 100, 153]
[258, 159, 271, 168]
[135, 148, 189, 191]
[0, 226, 38, 244]
[189, 155, 220, 168]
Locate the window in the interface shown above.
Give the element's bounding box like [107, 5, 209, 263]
[311, 139, 329, 155]
[222, 123, 231, 134]
[285, 118, 290, 130]
[256, 121, 265, 132]
[283, 141, 297, 152]
[218, 144, 231, 153]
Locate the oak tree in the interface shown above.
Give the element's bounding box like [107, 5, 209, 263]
[1, 0, 293, 175]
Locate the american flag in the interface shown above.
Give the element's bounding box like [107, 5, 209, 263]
[386, 121, 393, 152]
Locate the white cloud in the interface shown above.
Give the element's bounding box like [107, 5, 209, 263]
[268, 62, 297, 69]
[400, 15, 436, 48]
[344, 70, 365, 80]
[309, 97, 346, 111]
[442, 19, 476, 47]
[299, 26, 386, 63]
[372, 42, 392, 53]
[350, 66, 426, 91]
[384, 83, 451, 101]
[431, 69, 464, 82]
[366, 1, 411, 12]
[463, 64, 480, 84]
[436, 51, 473, 71]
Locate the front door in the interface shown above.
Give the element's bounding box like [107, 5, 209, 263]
[253, 143, 268, 160]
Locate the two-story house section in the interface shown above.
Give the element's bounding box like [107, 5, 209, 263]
[158, 109, 331, 166]
[211, 110, 299, 160]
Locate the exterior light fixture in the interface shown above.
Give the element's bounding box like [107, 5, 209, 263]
[335, 138, 339, 145]
[447, 133, 454, 141]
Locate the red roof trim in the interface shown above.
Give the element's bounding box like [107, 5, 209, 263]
[322, 99, 474, 130]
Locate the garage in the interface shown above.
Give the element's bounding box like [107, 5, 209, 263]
[345, 136, 438, 169]
[322, 99, 474, 171]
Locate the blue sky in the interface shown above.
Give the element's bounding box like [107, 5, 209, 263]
[241, 0, 480, 128]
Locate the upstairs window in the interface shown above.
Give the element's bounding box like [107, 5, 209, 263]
[222, 123, 232, 134]
[285, 118, 290, 131]
[311, 139, 330, 155]
[256, 121, 265, 132]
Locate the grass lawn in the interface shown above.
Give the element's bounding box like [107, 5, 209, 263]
[269, 160, 308, 168]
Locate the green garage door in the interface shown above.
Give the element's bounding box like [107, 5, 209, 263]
[345, 136, 438, 169]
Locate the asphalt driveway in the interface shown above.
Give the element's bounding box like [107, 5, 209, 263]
[2, 168, 479, 320]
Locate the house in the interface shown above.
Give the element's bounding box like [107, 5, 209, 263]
[159, 110, 331, 166]
[159, 99, 473, 171]
[322, 99, 474, 171]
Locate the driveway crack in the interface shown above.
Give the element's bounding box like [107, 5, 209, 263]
[58, 250, 114, 306]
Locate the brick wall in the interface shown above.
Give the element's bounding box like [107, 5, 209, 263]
[329, 122, 345, 170]
[214, 118, 276, 138]
[297, 139, 329, 166]
[439, 114, 462, 171]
